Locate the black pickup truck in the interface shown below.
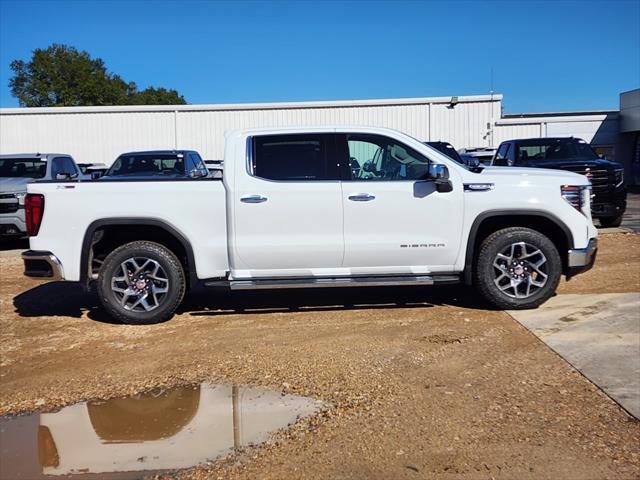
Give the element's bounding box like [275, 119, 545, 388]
[492, 137, 627, 227]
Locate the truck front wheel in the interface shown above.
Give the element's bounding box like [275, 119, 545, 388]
[474, 227, 562, 310]
[97, 241, 186, 324]
[599, 214, 623, 228]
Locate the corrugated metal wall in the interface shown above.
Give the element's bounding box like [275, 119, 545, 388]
[0, 111, 176, 165]
[0, 96, 502, 165]
[494, 124, 542, 144]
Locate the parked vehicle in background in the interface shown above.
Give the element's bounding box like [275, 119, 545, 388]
[0, 153, 84, 237]
[77, 162, 109, 178]
[492, 137, 627, 227]
[23, 126, 597, 324]
[100, 150, 209, 180]
[204, 159, 224, 178]
[424, 142, 482, 168]
[458, 147, 497, 166]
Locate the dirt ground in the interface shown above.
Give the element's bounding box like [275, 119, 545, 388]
[1, 233, 639, 480]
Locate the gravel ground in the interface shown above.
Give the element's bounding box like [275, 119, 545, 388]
[1, 233, 639, 479]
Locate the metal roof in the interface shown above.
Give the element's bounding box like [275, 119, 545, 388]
[0, 94, 503, 116]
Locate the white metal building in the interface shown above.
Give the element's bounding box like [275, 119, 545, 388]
[0, 93, 623, 170]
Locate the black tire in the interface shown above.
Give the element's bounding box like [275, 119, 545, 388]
[474, 227, 561, 310]
[599, 214, 623, 228]
[97, 241, 186, 324]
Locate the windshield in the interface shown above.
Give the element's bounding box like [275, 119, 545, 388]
[0, 158, 47, 179]
[425, 142, 463, 163]
[106, 154, 186, 176]
[516, 139, 598, 162]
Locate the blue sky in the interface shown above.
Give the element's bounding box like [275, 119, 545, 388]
[0, 0, 638, 112]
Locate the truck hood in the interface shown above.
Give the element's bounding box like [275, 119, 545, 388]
[0, 177, 32, 193]
[477, 166, 588, 184]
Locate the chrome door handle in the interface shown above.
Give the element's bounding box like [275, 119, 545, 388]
[240, 195, 268, 203]
[348, 193, 375, 202]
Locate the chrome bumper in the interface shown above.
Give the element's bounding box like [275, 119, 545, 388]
[22, 250, 64, 280]
[566, 238, 598, 279]
[568, 238, 598, 268]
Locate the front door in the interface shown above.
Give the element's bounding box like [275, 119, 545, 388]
[232, 133, 344, 278]
[339, 133, 463, 274]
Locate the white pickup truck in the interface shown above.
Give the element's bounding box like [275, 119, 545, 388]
[22, 127, 598, 324]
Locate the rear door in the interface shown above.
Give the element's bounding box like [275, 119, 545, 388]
[338, 133, 463, 274]
[232, 133, 344, 277]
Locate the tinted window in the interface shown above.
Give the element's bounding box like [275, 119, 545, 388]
[252, 135, 335, 181]
[63, 157, 78, 175]
[187, 153, 208, 176]
[516, 139, 598, 162]
[425, 142, 463, 163]
[0, 158, 47, 178]
[494, 143, 511, 166]
[346, 134, 430, 181]
[52, 157, 67, 177]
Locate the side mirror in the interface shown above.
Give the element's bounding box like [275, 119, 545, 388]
[189, 167, 207, 179]
[468, 157, 480, 168]
[428, 164, 453, 193]
[91, 171, 102, 180]
[428, 163, 449, 180]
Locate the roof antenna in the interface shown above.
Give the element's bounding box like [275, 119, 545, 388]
[490, 66, 494, 98]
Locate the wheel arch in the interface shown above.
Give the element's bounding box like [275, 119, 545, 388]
[80, 218, 197, 289]
[464, 210, 574, 285]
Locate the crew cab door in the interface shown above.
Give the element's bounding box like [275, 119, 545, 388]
[232, 133, 344, 277]
[338, 133, 463, 274]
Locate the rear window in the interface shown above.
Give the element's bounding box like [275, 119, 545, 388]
[107, 154, 186, 176]
[0, 158, 47, 179]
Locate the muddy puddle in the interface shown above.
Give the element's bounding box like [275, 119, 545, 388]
[0, 383, 322, 480]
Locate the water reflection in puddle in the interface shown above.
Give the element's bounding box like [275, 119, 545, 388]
[0, 383, 322, 479]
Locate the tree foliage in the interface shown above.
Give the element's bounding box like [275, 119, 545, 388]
[9, 44, 186, 107]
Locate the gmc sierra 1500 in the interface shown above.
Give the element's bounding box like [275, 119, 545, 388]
[22, 127, 598, 324]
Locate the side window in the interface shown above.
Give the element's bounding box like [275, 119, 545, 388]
[63, 157, 78, 176]
[252, 134, 336, 181]
[188, 153, 208, 176]
[52, 157, 77, 177]
[186, 154, 197, 172]
[51, 157, 65, 177]
[346, 134, 430, 181]
[494, 144, 511, 166]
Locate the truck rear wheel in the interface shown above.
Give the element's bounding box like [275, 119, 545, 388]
[474, 227, 561, 310]
[97, 241, 186, 324]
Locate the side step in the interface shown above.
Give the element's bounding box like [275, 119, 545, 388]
[204, 275, 459, 290]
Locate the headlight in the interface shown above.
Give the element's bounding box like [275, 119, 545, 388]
[614, 168, 624, 188]
[561, 185, 591, 216]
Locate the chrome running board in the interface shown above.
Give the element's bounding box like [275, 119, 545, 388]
[203, 275, 463, 290]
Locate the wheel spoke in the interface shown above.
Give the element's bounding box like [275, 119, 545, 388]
[110, 256, 170, 313]
[493, 241, 549, 300]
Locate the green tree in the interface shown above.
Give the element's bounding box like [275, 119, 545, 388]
[9, 44, 186, 107]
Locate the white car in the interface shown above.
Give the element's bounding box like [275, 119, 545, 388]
[22, 126, 597, 324]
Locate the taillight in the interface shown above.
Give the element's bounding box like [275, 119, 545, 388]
[25, 193, 45, 236]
